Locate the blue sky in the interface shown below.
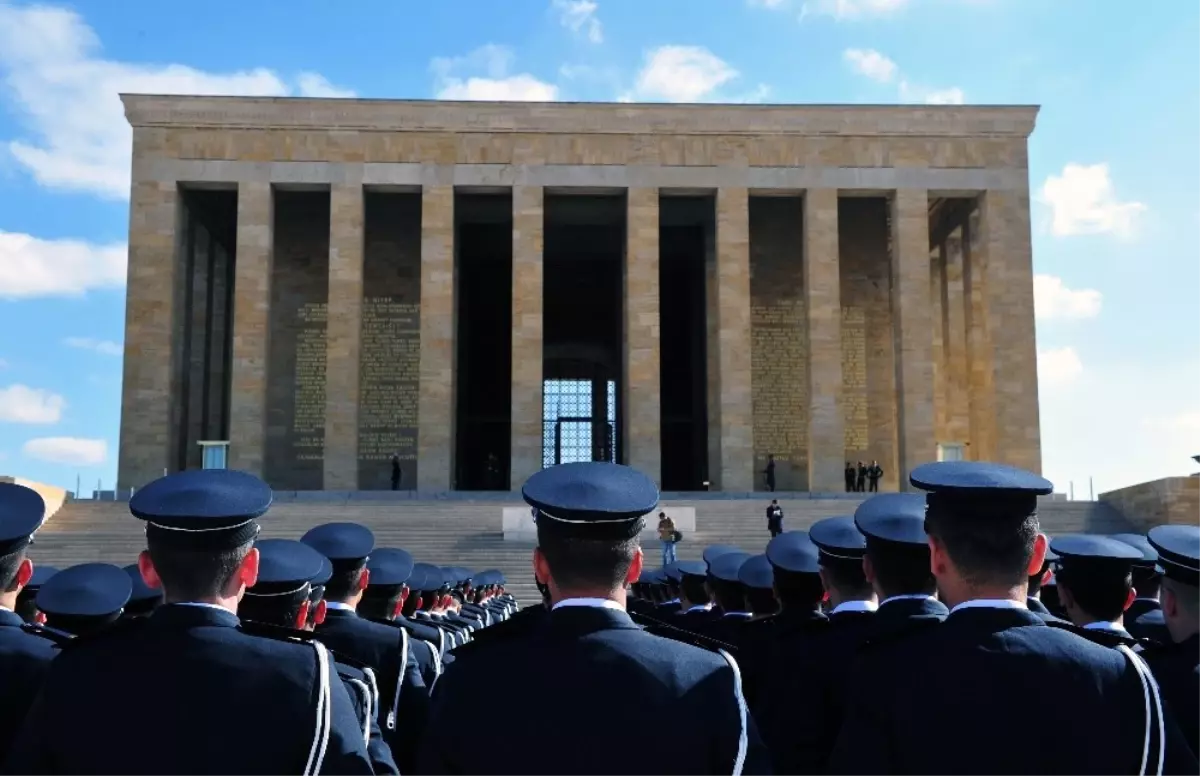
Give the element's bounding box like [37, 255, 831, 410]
[0, 0, 1196, 496]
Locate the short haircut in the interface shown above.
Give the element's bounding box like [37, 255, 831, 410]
[708, 578, 746, 613]
[146, 537, 253, 602]
[324, 559, 367, 602]
[866, 538, 936, 597]
[15, 590, 38, 623]
[1056, 566, 1132, 623]
[924, 507, 1039, 589]
[773, 568, 825, 612]
[358, 585, 403, 621]
[537, 530, 639, 592]
[0, 550, 24, 592]
[239, 587, 309, 628]
[1131, 567, 1162, 599]
[745, 587, 777, 616]
[44, 612, 121, 637]
[680, 575, 710, 606]
[819, 556, 873, 599]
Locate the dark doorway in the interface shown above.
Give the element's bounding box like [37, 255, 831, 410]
[454, 192, 513, 490]
[542, 193, 625, 467]
[659, 195, 712, 490]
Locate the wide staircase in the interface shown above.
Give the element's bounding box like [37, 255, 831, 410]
[29, 495, 1137, 605]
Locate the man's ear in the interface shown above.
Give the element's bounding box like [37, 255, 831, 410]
[14, 557, 33, 591]
[533, 547, 550, 586]
[138, 550, 162, 591]
[861, 554, 876, 586]
[237, 547, 260, 591]
[294, 599, 310, 630]
[357, 567, 370, 592]
[927, 535, 949, 578]
[625, 548, 643, 585]
[1026, 533, 1048, 577]
[313, 598, 328, 626]
[1122, 587, 1136, 613]
[391, 598, 404, 619]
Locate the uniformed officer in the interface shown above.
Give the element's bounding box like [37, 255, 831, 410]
[4, 469, 373, 774]
[238, 537, 398, 775]
[854, 493, 948, 635]
[674, 560, 715, 628]
[828, 461, 1197, 775]
[35, 563, 131, 638]
[757, 516, 877, 774]
[1143, 524, 1200, 759]
[1112, 532, 1172, 642]
[408, 563, 463, 648]
[702, 550, 754, 646]
[418, 461, 770, 775]
[0, 483, 61, 764]
[363, 548, 445, 685]
[301, 521, 429, 774]
[14, 565, 57, 624]
[1049, 534, 1144, 647]
[1026, 534, 1061, 619]
[121, 562, 163, 619]
[657, 562, 684, 614]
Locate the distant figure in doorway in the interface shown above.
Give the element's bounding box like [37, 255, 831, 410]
[763, 454, 777, 493]
[856, 461, 867, 492]
[485, 453, 501, 490]
[844, 462, 856, 493]
[657, 512, 680, 567]
[390, 452, 402, 490]
[766, 500, 784, 538]
[867, 460, 883, 492]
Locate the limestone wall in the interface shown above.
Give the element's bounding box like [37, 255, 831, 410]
[0, 477, 69, 521]
[1100, 476, 1199, 530]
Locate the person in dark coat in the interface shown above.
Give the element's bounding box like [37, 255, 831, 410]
[5, 470, 373, 774]
[34, 563, 131, 638]
[0, 484, 62, 765]
[418, 461, 770, 775]
[390, 453, 401, 491]
[1143, 524, 1200, 759]
[673, 561, 716, 631]
[1111, 533, 1172, 643]
[14, 565, 56, 625]
[829, 461, 1197, 775]
[301, 521, 429, 774]
[763, 454, 776, 492]
[1025, 535, 1064, 621]
[755, 516, 876, 774]
[700, 551, 754, 647]
[1049, 534, 1144, 648]
[866, 460, 883, 493]
[360, 549, 445, 687]
[844, 462, 855, 493]
[766, 500, 784, 538]
[855, 461, 867, 492]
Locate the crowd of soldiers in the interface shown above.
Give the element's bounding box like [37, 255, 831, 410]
[0, 459, 1197, 774]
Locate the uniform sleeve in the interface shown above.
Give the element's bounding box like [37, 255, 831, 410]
[711, 651, 772, 775]
[415, 662, 463, 775]
[390, 639, 430, 774]
[755, 655, 833, 774]
[341, 673, 399, 776]
[2, 686, 54, 774]
[826, 661, 893, 775]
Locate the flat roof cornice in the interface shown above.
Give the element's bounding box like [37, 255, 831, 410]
[121, 95, 1038, 138]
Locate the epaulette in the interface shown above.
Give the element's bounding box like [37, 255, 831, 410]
[630, 610, 739, 654]
[53, 615, 146, 651]
[237, 619, 315, 643]
[21, 622, 71, 647]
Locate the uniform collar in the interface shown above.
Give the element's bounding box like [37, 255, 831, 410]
[552, 597, 625, 612]
[323, 601, 355, 612]
[722, 611, 753, 618]
[949, 598, 1026, 614]
[831, 600, 878, 615]
[1083, 621, 1127, 633]
[152, 602, 239, 628]
[0, 608, 23, 628]
[880, 594, 935, 607]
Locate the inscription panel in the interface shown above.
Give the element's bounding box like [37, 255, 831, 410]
[841, 307, 869, 454]
[264, 191, 330, 489]
[749, 198, 808, 490]
[358, 192, 423, 489]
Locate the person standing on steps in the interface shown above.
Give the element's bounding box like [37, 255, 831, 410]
[657, 512, 679, 568]
[766, 500, 784, 538]
[390, 453, 401, 491]
[867, 460, 883, 492]
[856, 461, 867, 493]
[763, 454, 776, 493]
[844, 462, 856, 493]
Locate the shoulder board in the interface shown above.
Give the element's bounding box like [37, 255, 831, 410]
[329, 648, 373, 673]
[1044, 619, 1140, 649]
[631, 610, 738, 653]
[20, 622, 71, 647]
[237, 619, 314, 644]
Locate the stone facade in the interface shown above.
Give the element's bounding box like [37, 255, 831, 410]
[118, 96, 1041, 492]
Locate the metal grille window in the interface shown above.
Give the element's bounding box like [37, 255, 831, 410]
[542, 379, 617, 468]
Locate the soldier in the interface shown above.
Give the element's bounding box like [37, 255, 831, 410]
[1112, 532, 1172, 643]
[1025, 535, 1062, 621]
[121, 562, 163, 619]
[766, 500, 784, 538]
[301, 522, 429, 774]
[361, 548, 445, 686]
[702, 551, 754, 646]
[829, 461, 1197, 774]
[418, 461, 770, 774]
[5, 469, 373, 774]
[674, 560, 715, 628]
[1143, 524, 1199, 759]
[0, 484, 61, 764]
[657, 563, 684, 614]
[1049, 534, 1144, 647]
[14, 565, 56, 625]
[238, 538, 398, 775]
[756, 516, 876, 774]
[35, 563, 131, 638]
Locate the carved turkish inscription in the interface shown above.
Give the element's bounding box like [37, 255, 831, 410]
[841, 306, 869, 454]
[751, 302, 809, 472]
[293, 302, 327, 462]
[358, 298, 419, 465]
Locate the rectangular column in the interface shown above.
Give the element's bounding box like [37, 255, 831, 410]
[228, 181, 273, 476]
[941, 228, 970, 445]
[624, 188, 662, 483]
[418, 185, 455, 490]
[118, 181, 180, 490]
[889, 189, 935, 490]
[715, 187, 754, 491]
[803, 189, 845, 492]
[931, 245, 947, 444]
[324, 184, 364, 489]
[980, 189, 1041, 472]
[511, 186, 544, 488]
[962, 211, 997, 461]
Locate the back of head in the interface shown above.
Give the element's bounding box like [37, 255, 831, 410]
[766, 531, 824, 612]
[855, 493, 937, 598]
[1051, 535, 1141, 624]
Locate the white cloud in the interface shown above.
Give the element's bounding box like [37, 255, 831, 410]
[552, 0, 603, 43]
[0, 231, 126, 299]
[843, 48, 897, 83]
[22, 437, 107, 466]
[432, 45, 559, 101]
[899, 80, 965, 105]
[1033, 275, 1102, 320]
[626, 46, 738, 103]
[0, 385, 66, 424]
[0, 3, 353, 199]
[804, 0, 909, 18]
[1038, 347, 1083, 387]
[296, 72, 356, 98]
[748, 0, 789, 7]
[63, 337, 123, 356]
[1039, 163, 1146, 238]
